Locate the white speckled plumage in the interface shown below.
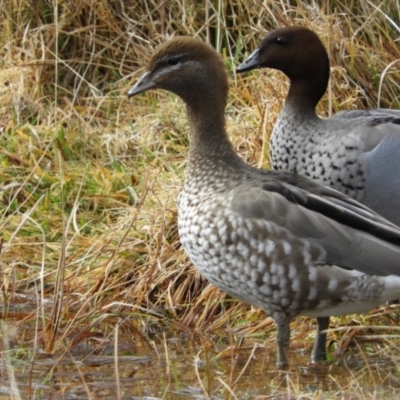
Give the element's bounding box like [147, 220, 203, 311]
[237, 26, 400, 226]
[128, 36, 400, 367]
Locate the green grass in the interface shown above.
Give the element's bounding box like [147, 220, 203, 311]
[1, 0, 400, 398]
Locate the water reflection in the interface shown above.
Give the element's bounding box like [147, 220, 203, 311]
[1, 310, 400, 399]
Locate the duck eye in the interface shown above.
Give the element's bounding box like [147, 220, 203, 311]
[167, 57, 179, 66]
[274, 37, 287, 46]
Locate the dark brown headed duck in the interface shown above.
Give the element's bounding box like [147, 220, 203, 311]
[237, 26, 400, 226]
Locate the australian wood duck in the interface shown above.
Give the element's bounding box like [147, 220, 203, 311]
[236, 26, 400, 227]
[128, 37, 400, 367]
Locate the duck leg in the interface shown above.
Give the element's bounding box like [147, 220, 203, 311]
[311, 316, 329, 362]
[276, 319, 291, 368]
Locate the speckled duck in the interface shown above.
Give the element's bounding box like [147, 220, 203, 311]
[128, 36, 400, 367]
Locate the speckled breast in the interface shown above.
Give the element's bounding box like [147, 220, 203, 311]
[176, 187, 334, 321]
[270, 118, 367, 201]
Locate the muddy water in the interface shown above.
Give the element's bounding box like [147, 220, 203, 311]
[2, 330, 400, 399]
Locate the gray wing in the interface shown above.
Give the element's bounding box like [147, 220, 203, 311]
[339, 113, 400, 226]
[332, 108, 400, 121]
[254, 168, 399, 228]
[229, 181, 400, 276]
[361, 126, 400, 226]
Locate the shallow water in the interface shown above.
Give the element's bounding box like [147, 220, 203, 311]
[2, 294, 400, 399]
[2, 329, 400, 400]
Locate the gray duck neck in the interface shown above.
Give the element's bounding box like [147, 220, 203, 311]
[184, 91, 246, 173]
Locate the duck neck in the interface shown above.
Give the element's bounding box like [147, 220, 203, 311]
[284, 77, 326, 118]
[184, 91, 243, 166]
[283, 57, 330, 118]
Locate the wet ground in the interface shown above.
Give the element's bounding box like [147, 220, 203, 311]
[2, 294, 400, 399]
[2, 326, 400, 399]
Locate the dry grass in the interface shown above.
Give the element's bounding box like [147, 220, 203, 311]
[1, 0, 400, 398]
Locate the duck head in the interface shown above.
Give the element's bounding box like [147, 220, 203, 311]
[237, 26, 331, 110]
[128, 37, 229, 110]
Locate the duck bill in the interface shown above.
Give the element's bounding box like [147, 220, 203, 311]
[127, 71, 155, 98]
[236, 48, 262, 73]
